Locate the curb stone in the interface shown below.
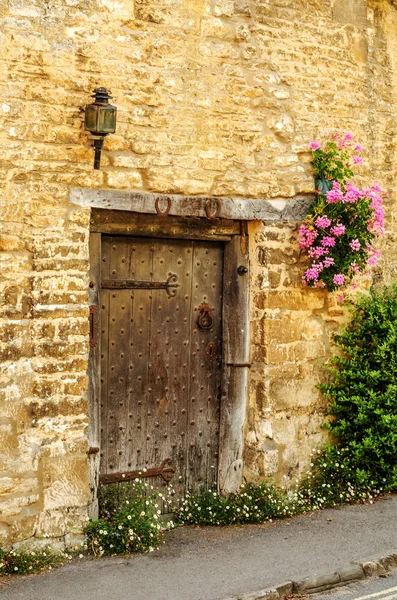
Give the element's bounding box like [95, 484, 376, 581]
[224, 550, 397, 600]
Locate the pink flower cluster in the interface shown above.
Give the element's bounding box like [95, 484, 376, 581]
[331, 223, 346, 236]
[301, 134, 385, 290]
[311, 132, 362, 153]
[326, 182, 344, 203]
[308, 246, 328, 258]
[333, 274, 345, 286]
[326, 182, 366, 205]
[349, 239, 361, 251]
[299, 225, 318, 249]
[367, 245, 381, 266]
[367, 184, 385, 235]
[315, 216, 331, 228]
[334, 131, 360, 152]
[321, 236, 336, 248]
[329, 132, 363, 168]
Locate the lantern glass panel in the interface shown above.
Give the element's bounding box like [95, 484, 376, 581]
[84, 104, 100, 133]
[97, 105, 117, 133]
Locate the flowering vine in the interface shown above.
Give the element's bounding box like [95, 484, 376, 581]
[300, 132, 385, 292]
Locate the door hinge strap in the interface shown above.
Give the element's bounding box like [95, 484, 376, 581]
[226, 362, 251, 367]
[99, 458, 175, 485]
[101, 273, 179, 297]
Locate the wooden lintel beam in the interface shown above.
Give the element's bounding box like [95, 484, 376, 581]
[71, 188, 314, 222]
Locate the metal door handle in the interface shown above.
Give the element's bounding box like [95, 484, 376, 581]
[197, 303, 213, 330]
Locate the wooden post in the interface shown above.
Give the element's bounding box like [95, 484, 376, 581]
[218, 234, 250, 493]
[88, 232, 101, 519]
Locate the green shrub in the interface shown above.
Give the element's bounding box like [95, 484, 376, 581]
[0, 548, 66, 576]
[319, 285, 397, 490]
[174, 448, 385, 527]
[174, 483, 297, 526]
[86, 479, 173, 555]
[296, 446, 383, 510]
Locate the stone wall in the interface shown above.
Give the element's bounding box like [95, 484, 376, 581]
[244, 0, 397, 486]
[0, 0, 396, 547]
[246, 220, 346, 486]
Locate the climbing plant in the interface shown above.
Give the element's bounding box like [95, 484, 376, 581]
[300, 133, 385, 292]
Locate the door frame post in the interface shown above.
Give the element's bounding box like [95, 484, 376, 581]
[218, 234, 250, 493]
[87, 232, 101, 519]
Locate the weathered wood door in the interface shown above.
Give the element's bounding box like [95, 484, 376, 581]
[99, 236, 223, 496]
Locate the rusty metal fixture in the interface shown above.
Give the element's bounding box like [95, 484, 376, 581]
[89, 305, 98, 347]
[88, 446, 100, 455]
[205, 199, 221, 219]
[101, 273, 180, 297]
[237, 265, 248, 275]
[240, 220, 248, 254]
[84, 87, 117, 170]
[197, 302, 213, 330]
[99, 458, 175, 485]
[155, 196, 172, 216]
[206, 341, 217, 362]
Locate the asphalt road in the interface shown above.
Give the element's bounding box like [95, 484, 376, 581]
[312, 569, 397, 600]
[0, 494, 396, 600]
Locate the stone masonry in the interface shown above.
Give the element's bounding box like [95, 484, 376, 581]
[0, 0, 396, 547]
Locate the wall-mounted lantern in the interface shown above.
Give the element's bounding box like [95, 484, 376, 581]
[84, 87, 117, 170]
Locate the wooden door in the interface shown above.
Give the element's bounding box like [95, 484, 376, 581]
[99, 236, 223, 497]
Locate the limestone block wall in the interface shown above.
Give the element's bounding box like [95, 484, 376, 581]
[246, 221, 346, 486]
[0, 0, 396, 547]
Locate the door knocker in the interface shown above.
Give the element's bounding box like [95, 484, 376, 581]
[197, 303, 213, 330]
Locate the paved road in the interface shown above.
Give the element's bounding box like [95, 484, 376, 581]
[312, 570, 397, 600]
[0, 494, 396, 600]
